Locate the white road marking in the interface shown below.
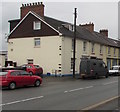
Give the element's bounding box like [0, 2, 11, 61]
[64, 86, 93, 93]
[0, 96, 44, 107]
[103, 81, 118, 85]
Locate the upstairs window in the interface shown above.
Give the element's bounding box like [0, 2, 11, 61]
[114, 48, 116, 56]
[83, 41, 87, 52]
[119, 49, 120, 57]
[34, 38, 40, 47]
[33, 21, 41, 30]
[100, 45, 103, 54]
[72, 39, 74, 50]
[108, 47, 111, 55]
[91, 43, 95, 53]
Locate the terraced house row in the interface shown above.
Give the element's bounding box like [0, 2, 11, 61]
[7, 2, 120, 75]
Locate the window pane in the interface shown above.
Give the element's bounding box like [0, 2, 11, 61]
[34, 38, 40, 47]
[34, 21, 41, 30]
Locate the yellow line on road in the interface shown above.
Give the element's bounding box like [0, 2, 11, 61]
[81, 96, 119, 111]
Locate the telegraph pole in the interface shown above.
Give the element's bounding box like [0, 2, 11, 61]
[73, 8, 77, 78]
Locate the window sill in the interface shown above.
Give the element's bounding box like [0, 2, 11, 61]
[108, 54, 111, 56]
[91, 52, 95, 55]
[70, 70, 77, 72]
[34, 46, 40, 48]
[100, 53, 103, 56]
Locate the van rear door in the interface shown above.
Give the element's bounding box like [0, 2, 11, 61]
[80, 60, 89, 76]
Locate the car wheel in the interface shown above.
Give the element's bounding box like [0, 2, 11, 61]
[34, 80, 40, 87]
[9, 82, 16, 90]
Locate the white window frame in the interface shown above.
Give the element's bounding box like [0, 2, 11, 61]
[83, 41, 87, 52]
[114, 48, 116, 56]
[27, 59, 33, 64]
[33, 21, 41, 30]
[108, 46, 111, 55]
[91, 43, 95, 53]
[72, 39, 74, 50]
[100, 45, 103, 54]
[34, 38, 40, 47]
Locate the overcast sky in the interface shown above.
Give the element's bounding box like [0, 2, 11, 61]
[0, 0, 119, 51]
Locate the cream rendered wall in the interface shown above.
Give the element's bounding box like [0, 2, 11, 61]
[61, 37, 108, 75]
[8, 36, 62, 74]
[0, 55, 5, 67]
[61, 36, 72, 75]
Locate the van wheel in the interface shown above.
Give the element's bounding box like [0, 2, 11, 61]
[105, 74, 108, 78]
[9, 82, 16, 90]
[95, 74, 99, 79]
[105, 73, 108, 78]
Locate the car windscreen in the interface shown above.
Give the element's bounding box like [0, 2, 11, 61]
[0, 72, 8, 76]
[34, 65, 40, 68]
[112, 67, 118, 70]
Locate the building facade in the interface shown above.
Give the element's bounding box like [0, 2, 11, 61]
[8, 2, 120, 75]
[0, 51, 7, 67]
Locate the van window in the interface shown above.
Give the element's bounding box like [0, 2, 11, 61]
[99, 63, 103, 67]
[103, 63, 106, 68]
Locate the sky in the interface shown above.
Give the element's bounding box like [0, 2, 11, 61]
[0, 0, 119, 51]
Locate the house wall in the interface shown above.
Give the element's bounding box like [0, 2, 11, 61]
[61, 37, 109, 75]
[8, 36, 62, 74]
[8, 35, 119, 75]
[106, 46, 120, 69]
[0, 55, 6, 67]
[61, 36, 73, 75]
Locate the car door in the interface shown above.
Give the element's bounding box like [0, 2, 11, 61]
[10, 71, 24, 87]
[20, 71, 35, 85]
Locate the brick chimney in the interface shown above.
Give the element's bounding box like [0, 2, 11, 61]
[20, 2, 44, 19]
[99, 29, 108, 37]
[80, 22, 94, 32]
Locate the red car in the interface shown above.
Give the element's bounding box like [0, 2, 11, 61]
[21, 64, 43, 76]
[0, 70, 42, 89]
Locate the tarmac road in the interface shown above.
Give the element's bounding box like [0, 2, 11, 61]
[1, 76, 119, 111]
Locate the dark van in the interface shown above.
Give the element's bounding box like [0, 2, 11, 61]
[80, 58, 108, 79]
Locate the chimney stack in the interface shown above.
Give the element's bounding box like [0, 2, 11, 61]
[20, 2, 44, 19]
[80, 22, 94, 32]
[99, 29, 108, 37]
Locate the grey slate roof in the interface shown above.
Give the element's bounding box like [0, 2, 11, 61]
[43, 16, 119, 48]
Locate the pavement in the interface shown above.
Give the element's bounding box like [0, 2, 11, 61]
[1, 76, 119, 111]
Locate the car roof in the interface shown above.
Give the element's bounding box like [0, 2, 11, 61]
[112, 65, 120, 67]
[5, 70, 24, 72]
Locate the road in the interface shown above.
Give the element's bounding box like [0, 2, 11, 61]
[1, 76, 119, 111]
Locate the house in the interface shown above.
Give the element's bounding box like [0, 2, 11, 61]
[0, 51, 7, 67]
[7, 2, 120, 75]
